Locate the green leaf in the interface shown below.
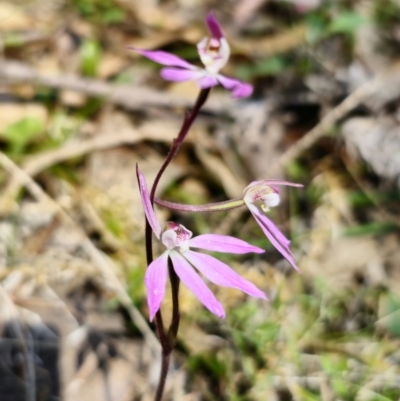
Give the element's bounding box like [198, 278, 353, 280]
[254, 56, 287, 76]
[384, 294, 400, 337]
[306, 14, 328, 43]
[80, 39, 102, 77]
[102, 8, 125, 23]
[2, 117, 44, 154]
[328, 12, 367, 35]
[235, 56, 288, 80]
[342, 222, 398, 237]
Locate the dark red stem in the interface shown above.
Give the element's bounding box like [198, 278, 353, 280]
[146, 88, 210, 401]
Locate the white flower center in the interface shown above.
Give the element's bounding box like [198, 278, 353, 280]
[161, 222, 192, 253]
[243, 183, 281, 212]
[197, 37, 230, 74]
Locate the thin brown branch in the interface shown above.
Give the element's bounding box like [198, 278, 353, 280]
[274, 62, 400, 175]
[0, 131, 143, 209]
[0, 60, 228, 114]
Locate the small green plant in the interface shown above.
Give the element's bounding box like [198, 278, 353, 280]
[71, 0, 125, 24]
[1, 117, 45, 154]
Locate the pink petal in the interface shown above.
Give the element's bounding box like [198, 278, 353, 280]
[188, 234, 264, 254]
[245, 180, 304, 190]
[217, 75, 253, 98]
[247, 203, 300, 271]
[169, 251, 225, 318]
[184, 250, 268, 300]
[206, 12, 224, 40]
[145, 251, 169, 321]
[197, 75, 219, 88]
[128, 47, 196, 69]
[136, 166, 162, 238]
[160, 67, 205, 82]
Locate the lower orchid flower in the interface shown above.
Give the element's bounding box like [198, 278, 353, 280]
[137, 167, 267, 320]
[128, 13, 253, 98]
[243, 180, 303, 272]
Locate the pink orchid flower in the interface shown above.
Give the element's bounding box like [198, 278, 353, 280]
[243, 180, 304, 272]
[137, 168, 267, 320]
[128, 13, 253, 98]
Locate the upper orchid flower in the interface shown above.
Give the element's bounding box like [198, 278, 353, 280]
[128, 13, 253, 98]
[243, 180, 303, 272]
[137, 167, 267, 320]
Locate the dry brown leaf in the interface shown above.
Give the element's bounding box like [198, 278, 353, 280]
[98, 53, 130, 79]
[233, 101, 285, 180]
[60, 90, 87, 107]
[132, 4, 186, 31]
[0, 2, 31, 31]
[343, 116, 400, 186]
[233, 0, 269, 27]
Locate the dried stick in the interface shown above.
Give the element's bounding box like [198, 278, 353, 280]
[0, 150, 160, 355]
[0, 130, 144, 207]
[274, 62, 400, 175]
[0, 60, 228, 114]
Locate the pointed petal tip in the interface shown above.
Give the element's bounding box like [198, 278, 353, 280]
[205, 12, 224, 40]
[217, 75, 253, 98]
[232, 83, 253, 98]
[292, 264, 301, 273]
[136, 166, 162, 238]
[211, 303, 226, 319]
[252, 246, 265, 254]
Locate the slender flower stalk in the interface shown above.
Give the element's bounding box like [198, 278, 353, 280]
[128, 13, 253, 98]
[138, 167, 267, 320]
[154, 197, 245, 213]
[154, 179, 303, 271]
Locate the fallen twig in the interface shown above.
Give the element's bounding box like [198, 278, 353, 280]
[0, 60, 229, 114]
[275, 62, 400, 175]
[0, 130, 143, 206]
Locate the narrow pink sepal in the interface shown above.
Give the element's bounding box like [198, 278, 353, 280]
[206, 12, 224, 40]
[136, 166, 162, 238]
[245, 180, 304, 191]
[248, 204, 300, 271]
[184, 250, 268, 300]
[160, 67, 204, 82]
[217, 75, 253, 98]
[169, 251, 225, 318]
[128, 47, 196, 69]
[188, 234, 264, 254]
[145, 251, 169, 321]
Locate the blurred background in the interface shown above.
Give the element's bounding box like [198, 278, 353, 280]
[1, 0, 400, 400]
